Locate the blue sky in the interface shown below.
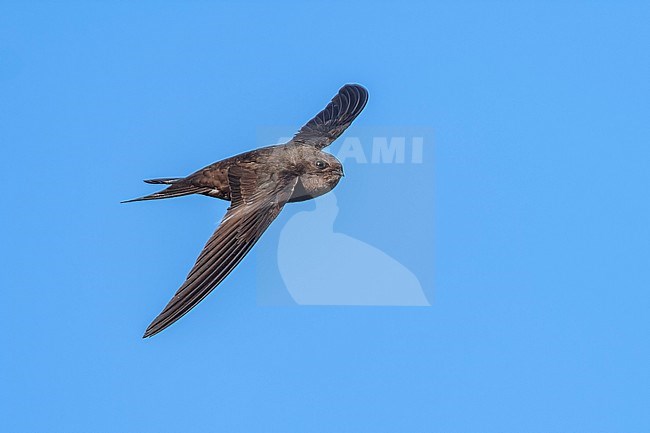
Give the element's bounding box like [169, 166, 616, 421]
[1, 2, 649, 432]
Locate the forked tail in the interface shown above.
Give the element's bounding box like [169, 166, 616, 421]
[143, 178, 181, 185]
[122, 178, 211, 203]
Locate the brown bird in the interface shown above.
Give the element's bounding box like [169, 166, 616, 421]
[124, 84, 368, 337]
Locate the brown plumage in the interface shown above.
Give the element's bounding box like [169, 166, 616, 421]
[124, 84, 368, 338]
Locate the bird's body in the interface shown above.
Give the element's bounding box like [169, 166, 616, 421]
[125, 84, 368, 337]
[133, 143, 343, 204]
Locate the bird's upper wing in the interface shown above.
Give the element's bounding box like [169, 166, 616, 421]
[291, 84, 368, 149]
[143, 165, 298, 338]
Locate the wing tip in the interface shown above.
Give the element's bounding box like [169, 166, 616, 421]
[142, 321, 162, 338]
[340, 83, 369, 103]
[340, 82, 368, 94]
[335, 83, 369, 121]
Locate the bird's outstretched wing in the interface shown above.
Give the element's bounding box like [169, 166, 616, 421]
[143, 166, 298, 338]
[292, 84, 368, 149]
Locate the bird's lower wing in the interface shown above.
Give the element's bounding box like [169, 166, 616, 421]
[143, 171, 298, 338]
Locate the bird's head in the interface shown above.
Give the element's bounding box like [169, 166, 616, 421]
[287, 146, 344, 202]
[307, 151, 344, 179]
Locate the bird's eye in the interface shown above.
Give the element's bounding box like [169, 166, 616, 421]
[315, 160, 327, 169]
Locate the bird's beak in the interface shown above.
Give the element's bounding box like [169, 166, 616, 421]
[335, 168, 345, 177]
